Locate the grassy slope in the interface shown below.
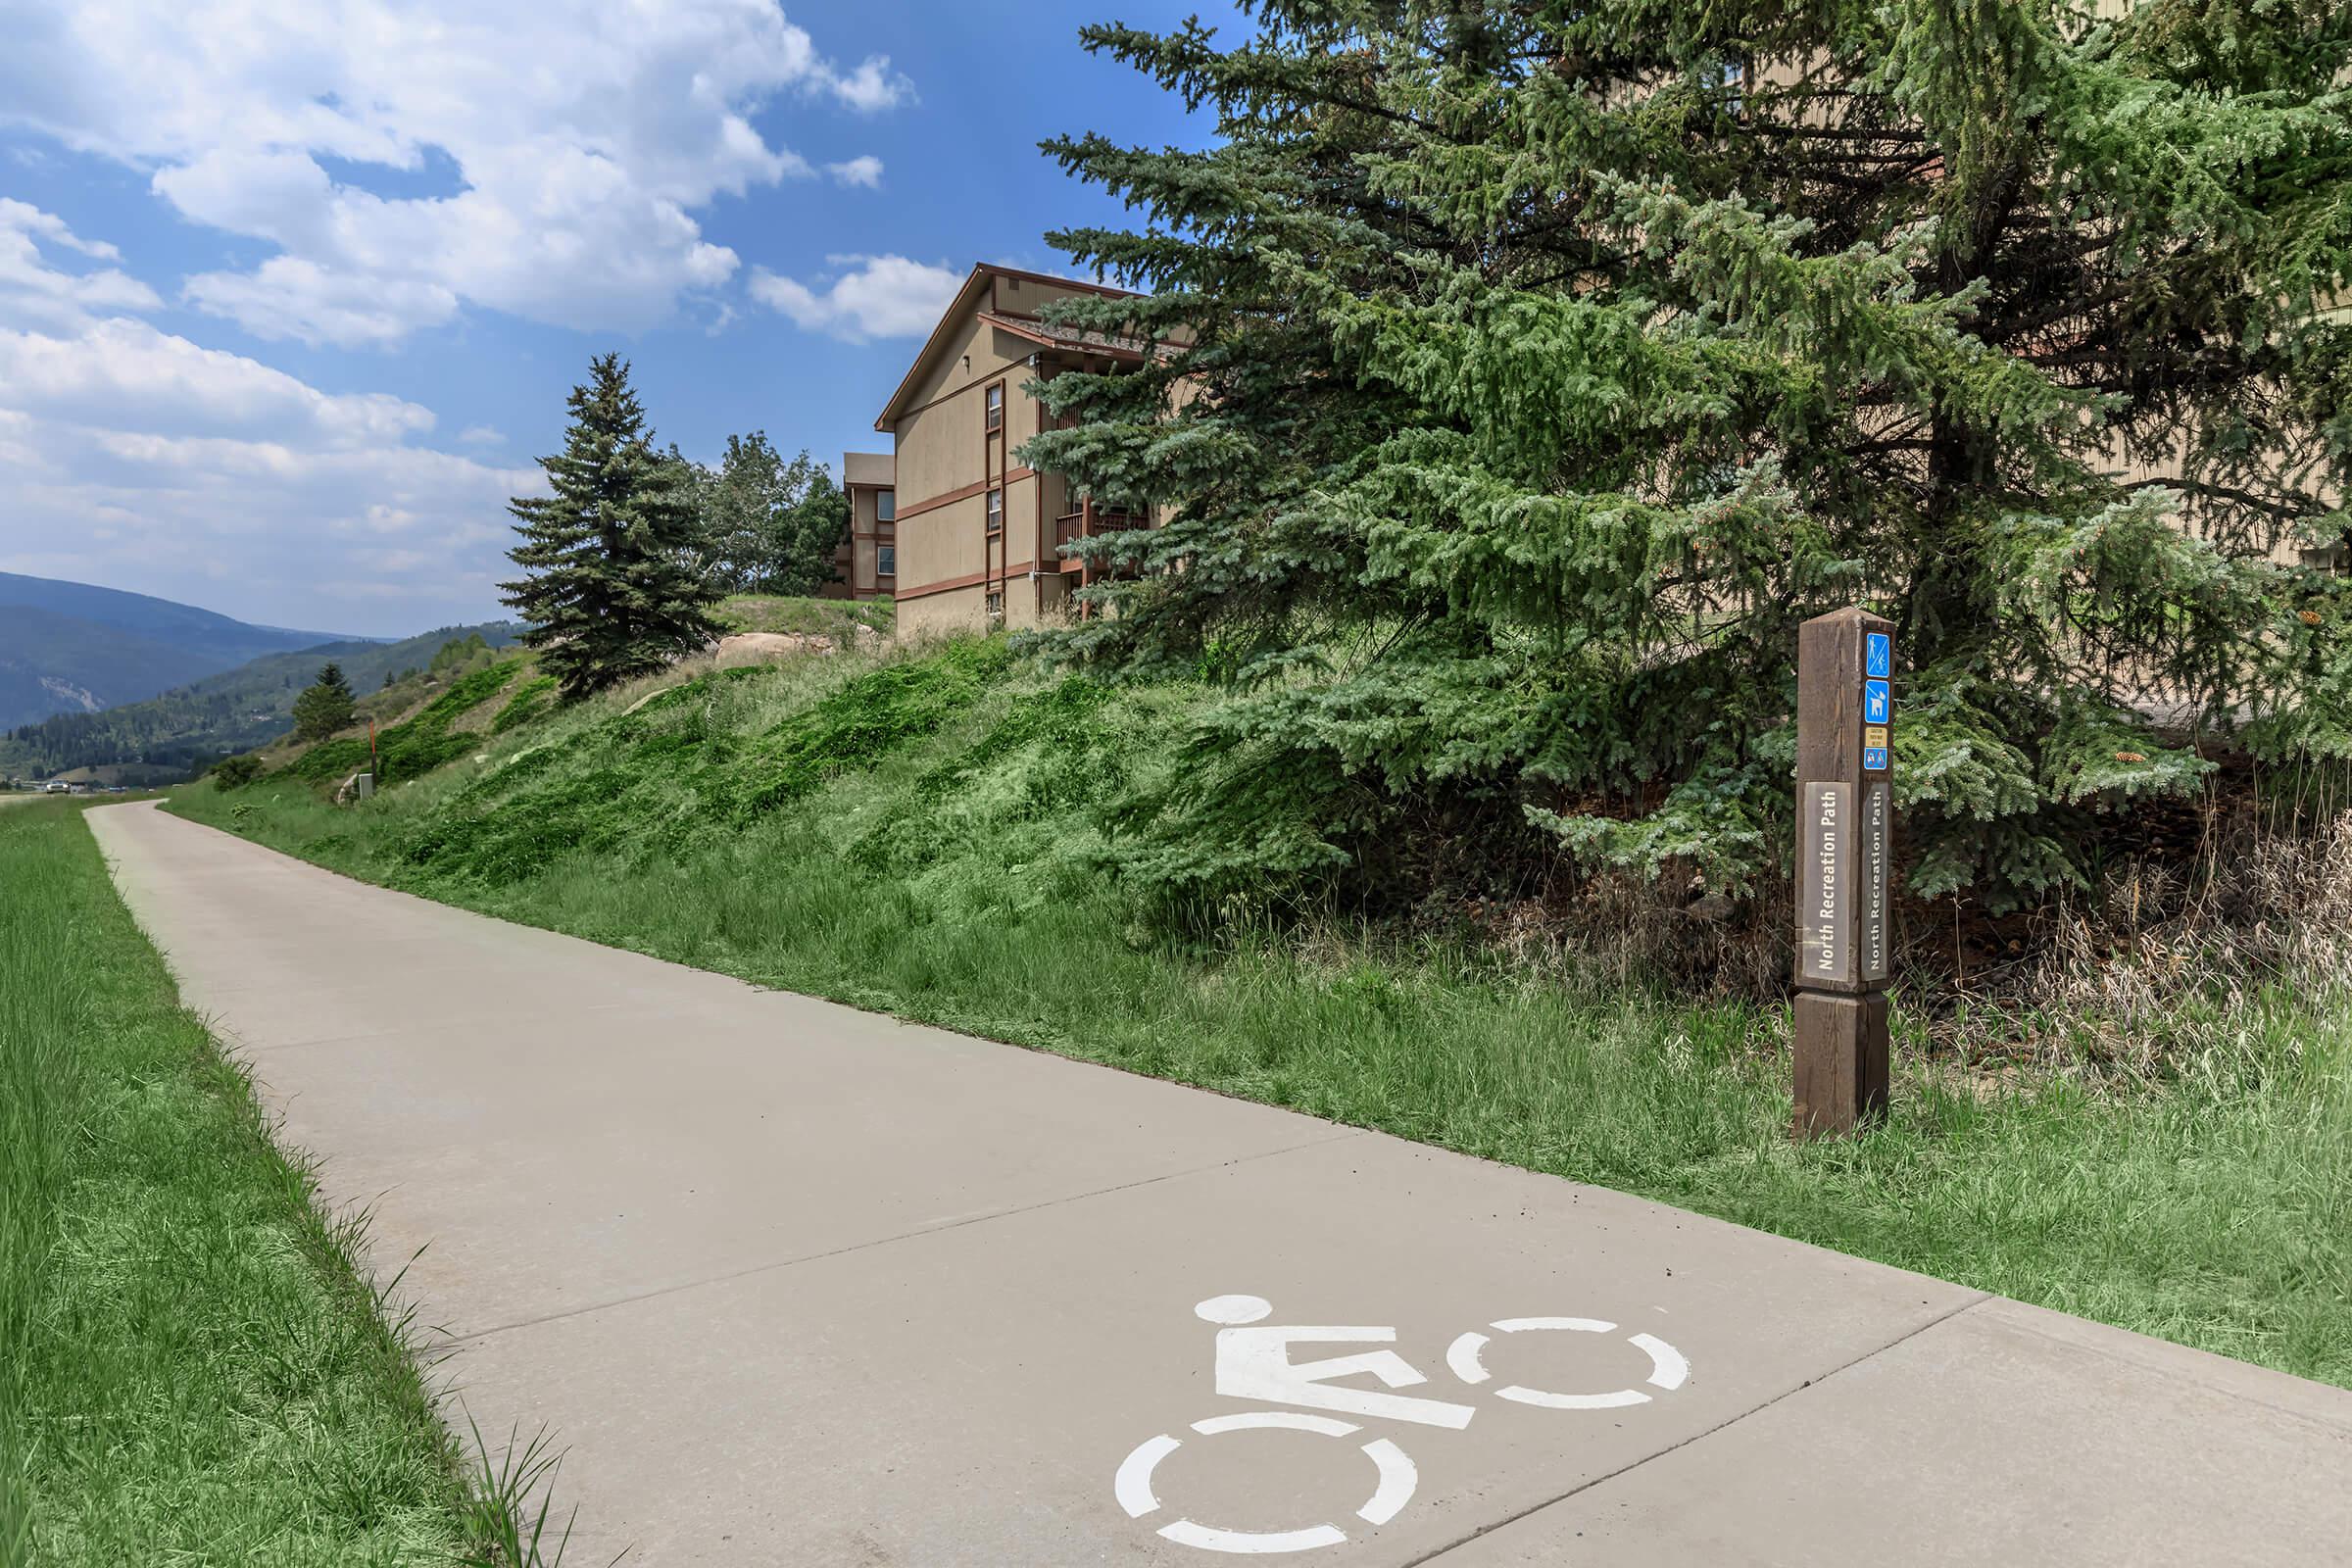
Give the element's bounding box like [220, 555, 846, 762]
[0, 621, 520, 782]
[713, 593, 892, 640]
[0, 801, 468, 1565]
[171, 640, 2352, 1390]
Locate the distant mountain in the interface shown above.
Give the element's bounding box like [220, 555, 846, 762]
[0, 621, 523, 782]
[0, 571, 368, 728]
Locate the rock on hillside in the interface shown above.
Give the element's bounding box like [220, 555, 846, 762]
[712, 632, 840, 667]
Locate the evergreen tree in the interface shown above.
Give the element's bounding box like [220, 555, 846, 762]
[1028, 2, 2352, 914]
[290, 662, 357, 743]
[503, 355, 721, 700]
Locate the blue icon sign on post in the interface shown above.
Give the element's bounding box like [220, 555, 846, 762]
[1866, 632, 1891, 679]
[1863, 747, 1889, 771]
[1863, 679, 1889, 724]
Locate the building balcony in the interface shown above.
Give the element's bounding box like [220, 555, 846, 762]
[1052, 507, 1148, 571]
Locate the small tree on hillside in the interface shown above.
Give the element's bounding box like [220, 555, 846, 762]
[427, 632, 493, 677]
[690, 433, 852, 596]
[502, 354, 721, 700]
[210, 755, 264, 789]
[291, 662, 357, 742]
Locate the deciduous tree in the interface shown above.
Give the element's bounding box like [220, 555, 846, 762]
[689, 433, 852, 597]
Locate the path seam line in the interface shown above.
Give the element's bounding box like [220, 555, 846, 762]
[1402, 1289, 1996, 1566]
[440, 1129, 1370, 1347]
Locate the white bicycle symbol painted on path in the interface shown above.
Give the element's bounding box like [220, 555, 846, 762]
[1114, 1294, 1689, 1556]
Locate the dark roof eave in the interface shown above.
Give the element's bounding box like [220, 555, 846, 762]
[872, 264, 1144, 430]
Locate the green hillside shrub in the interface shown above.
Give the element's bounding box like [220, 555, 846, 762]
[851, 675, 1135, 875]
[289, 662, 519, 785]
[491, 674, 558, 735]
[207, 756, 264, 790]
[394, 639, 1016, 887]
[725, 638, 1012, 818]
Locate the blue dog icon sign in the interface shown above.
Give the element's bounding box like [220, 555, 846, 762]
[1863, 679, 1889, 724]
[1866, 632, 1891, 679]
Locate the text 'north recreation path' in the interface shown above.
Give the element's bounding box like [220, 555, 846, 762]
[88, 802, 2352, 1566]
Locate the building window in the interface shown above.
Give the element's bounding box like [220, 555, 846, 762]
[986, 488, 1003, 533]
[877, 545, 896, 577]
[874, 489, 894, 522]
[985, 382, 1004, 433]
[984, 590, 1004, 621]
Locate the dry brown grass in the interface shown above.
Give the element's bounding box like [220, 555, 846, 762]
[1418, 805, 2352, 1083]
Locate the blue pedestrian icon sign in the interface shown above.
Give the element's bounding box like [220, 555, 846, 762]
[1864, 747, 1888, 772]
[1863, 680, 1890, 724]
[1866, 632, 1891, 679]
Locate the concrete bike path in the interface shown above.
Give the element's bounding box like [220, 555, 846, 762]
[89, 802, 2352, 1566]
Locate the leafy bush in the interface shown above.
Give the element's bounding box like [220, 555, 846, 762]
[207, 755, 264, 789]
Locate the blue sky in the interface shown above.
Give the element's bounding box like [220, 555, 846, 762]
[0, 1, 1230, 635]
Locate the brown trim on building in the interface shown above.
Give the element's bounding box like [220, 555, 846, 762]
[874, 263, 1143, 430]
[982, 374, 1009, 615]
[895, 466, 1036, 522]
[884, 331, 1136, 425]
[976, 310, 1152, 364]
[890, 361, 1027, 425]
[895, 561, 1041, 601]
[1033, 389, 1048, 593]
[981, 263, 1140, 299]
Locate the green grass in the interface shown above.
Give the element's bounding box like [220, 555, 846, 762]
[283, 662, 522, 788]
[0, 801, 470, 1564]
[713, 592, 892, 641]
[168, 642, 2352, 1391]
[0, 621, 517, 783]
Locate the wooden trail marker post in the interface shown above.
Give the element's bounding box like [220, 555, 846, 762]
[1792, 607, 1894, 1138]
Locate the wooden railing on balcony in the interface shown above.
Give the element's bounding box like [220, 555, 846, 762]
[1052, 498, 1150, 619]
[1052, 507, 1147, 571]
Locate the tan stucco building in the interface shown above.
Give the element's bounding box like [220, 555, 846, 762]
[823, 450, 896, 601]
[872, 264, 1158, 639]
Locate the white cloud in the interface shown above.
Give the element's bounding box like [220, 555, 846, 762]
[825, 155, 884, 189]
[0, 212, 537, 633]
[0, 317, 439, 447]
[0, 197, 122, 260]
[826, 58, 914, 114]
[748, 253, 960, 342]
[457, 424, 505, 446]
[0, 2, 912, 346]
[183, 257, 463, 348]
[0, 199, 163, 332]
